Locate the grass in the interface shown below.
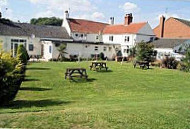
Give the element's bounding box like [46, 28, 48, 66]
[0, 61, 190, 129]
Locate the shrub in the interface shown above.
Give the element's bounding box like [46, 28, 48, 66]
[136, 42, 157, 63]
[0, 52, 25, 106]
[180, 47, 190, 72]
[162, 56, 179, 69]
[99, 52, 105, 60]
[16, 44, 29, 64]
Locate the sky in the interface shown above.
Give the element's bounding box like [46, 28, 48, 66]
[0, 0, 190, 28]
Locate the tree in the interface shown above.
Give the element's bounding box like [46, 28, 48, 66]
[30, 17, 63, 26]
[57, 44, 67, 61]
[180, 46, 190, 72]
[16, 44, 29, 64]
[136, 41, 157, 63]
[129, 46, 136, 58]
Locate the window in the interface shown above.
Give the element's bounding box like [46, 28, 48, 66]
[49, 46, 52, 53]
[109, 47, 112, 51]
[150, 37, 154, 42]
[94, 46, 98, 51]
[81, 34, 84, 38]
[123, 49, 130, 53]
[75, 34, 78, 37]
[96, 36, 99, 40]
[29, 44, 34, 51]
[109, 36, 114, 41]
[103, 47, 107, 51]
[125, 36, 130, 42]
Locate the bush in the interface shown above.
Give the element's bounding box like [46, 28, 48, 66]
[162, 56, 179, 69]
[0, 52, 26, 106]
[99, 53, 105, 60]
[16, 44, 29, 64]
[179, 47, 190, 72]
[136, 42, 157, 63]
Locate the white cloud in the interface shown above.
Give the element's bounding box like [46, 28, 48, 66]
[92, 12, 105, 20]
[119, 2, 139, 13]
[0, 0, 8, 12]
[26, 0, 106, 22]
[157, 13, 179, 20]
[27, 0, 95, 12]
[35, 10, 55, 18]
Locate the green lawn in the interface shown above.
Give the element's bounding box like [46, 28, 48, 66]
[0, 62, 190, 129]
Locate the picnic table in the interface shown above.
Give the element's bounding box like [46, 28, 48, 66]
[134, 61, 150, 69]
[65, 68, 88, 80]
[90, 62, 108, 71]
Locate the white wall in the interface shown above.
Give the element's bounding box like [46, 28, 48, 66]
[71, 32, 102, 43]
[155, 48, 173, 60]
[103, 34, 134, 45]
[66, 43, 119, 59]
[42, 42, 120, 60]
[0, 35, 42, 56]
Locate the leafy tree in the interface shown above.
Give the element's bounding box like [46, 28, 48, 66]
[136, 41, 157, 63]
[180, 46, 190, 72]
[57, 44, 67, 61]
[30, 17, 63, 26]
[16, 44, 29, 64]
[129, 46, 136, 58]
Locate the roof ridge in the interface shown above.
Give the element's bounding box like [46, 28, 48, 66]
[68, 18, 109, 25]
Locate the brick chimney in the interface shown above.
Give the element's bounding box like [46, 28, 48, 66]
[124, 13, 133, 25]
[159, 15, 166, 38]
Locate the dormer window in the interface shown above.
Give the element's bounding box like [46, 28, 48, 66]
[125, 36, 130, 42]
[109, 36, 113, 41]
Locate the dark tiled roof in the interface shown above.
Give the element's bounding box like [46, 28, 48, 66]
[0, 19, 71, 39]
[152, 39, 188, 48]
[68, 18, 108, 34]
[174, 18, 190, 27]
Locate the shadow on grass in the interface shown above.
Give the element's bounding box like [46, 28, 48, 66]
[20, 87, 52, 91]
[70, 78, 97, 83]
[27, 67, 51, 70]
[3, 99, 71, 109]
[97, 70, 113, 73]
[23, 78, 40, 82]
[134, 67, 154, 70]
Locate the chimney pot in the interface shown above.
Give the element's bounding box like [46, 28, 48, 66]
[64, 10, 69, 19]
[109, 17, 114, 25]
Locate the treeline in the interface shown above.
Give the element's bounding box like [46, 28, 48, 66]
[30, 17, 63, 26]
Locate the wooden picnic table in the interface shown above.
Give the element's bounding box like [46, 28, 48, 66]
[65, 68, 88, 80]
[89, 62, 108, 71]
[134, 61, 150, 69]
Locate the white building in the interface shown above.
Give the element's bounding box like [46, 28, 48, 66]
[0, 11, 156, 61]
[102, 13, 155, 57]
[0, 18, 72, 59]
[152, 39, 188, 61]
